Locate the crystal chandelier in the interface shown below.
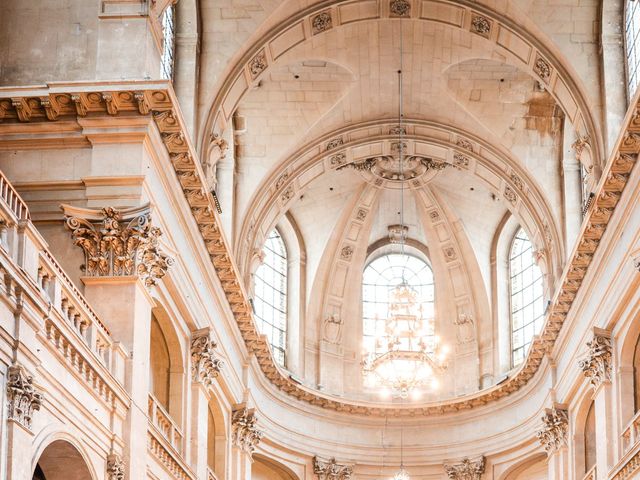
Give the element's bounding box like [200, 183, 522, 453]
[361, 14, 447, 401]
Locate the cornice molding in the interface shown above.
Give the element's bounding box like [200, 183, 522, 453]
[0, 82, 637, 417]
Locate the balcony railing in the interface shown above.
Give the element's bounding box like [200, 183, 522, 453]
[0, 169, 29, 221]
[148, 393, 184, 454]
[622, 409, 640, 454]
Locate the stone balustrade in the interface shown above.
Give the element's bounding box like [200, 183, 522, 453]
[622, 410, 640, 455]
[148, 393, 184, 454]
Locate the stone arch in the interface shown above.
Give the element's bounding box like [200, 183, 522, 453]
[253, 454, 299, 480]
[498, 453, 547, 480]
[199, 0, 603, 168]
[207, 391, 228, 479]
[616, 298, 640, 427]
[235, 120, 564, 297]
[31, 435, 96, 480]
[572, 387, 597, 479]
[150, 302, 187, 426]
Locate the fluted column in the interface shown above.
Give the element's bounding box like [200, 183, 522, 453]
[62, 203, 172, 480]
[536, 405, 569, 480]
[579, 328, 614, 480]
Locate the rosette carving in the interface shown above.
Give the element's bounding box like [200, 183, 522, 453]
[62, 204, 173, 287]
[536, 406, 569, 453]
[191, 328, 224, 386]
[232, 406, 264, 454]
[7, 364, 43, 430]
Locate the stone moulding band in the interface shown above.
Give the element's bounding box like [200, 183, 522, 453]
[0, 81, 637, 416]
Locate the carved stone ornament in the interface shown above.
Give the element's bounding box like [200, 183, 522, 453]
[444, 457, 486, 480]
[249, 50, 268, 79]
[340, 245, 354, 261]
[326, 137, 344, 150]
[356, 209, 367, 221]
[572, 134, 591, 163]
[312, 11, 332, 34]
[578, 329, 613, 389]
[456, 138, 473, 152]
[634, 254, 640, 272]
[388, 224, 409, 244]
[454, 313, 475, 345]
[504, 185, 517, 205]
[453, 153, 470, 169]
[231, 406, 264, 455]
[390, 0, 411, 17]
[534, 55, 552, 83]
[536, 406, 569, 454]
[323, 314, 344, 344]
[7, 364, 43, 431]
[107, 454, 125, 480]
[62, 204, 173, 287]
[471, 14, 491, 37]
[191, 329, 224, 386]
[330, 152, 346, 167]
[313, 456, 353, 480]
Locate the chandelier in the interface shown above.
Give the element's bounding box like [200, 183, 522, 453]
[362, 281, 447, 399]
[361, 14, 447, 401]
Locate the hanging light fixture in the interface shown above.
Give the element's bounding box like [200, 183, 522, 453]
[361, 13, 448, 400]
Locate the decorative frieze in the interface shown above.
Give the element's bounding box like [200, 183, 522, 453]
[62, 204, 173, 287]
[191, 329, 224, 387]
[579, 328, 612, 389]
[536, 406, 569, 453]
[231, 406, 264, 455]
[313, 456, 353, 480]
[107, 454, 125, 480]
[7, 364, 43, 431]
[444, 457, 485, 480]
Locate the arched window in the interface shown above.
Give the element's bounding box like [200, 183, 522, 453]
[149, 314, 171, 409]
[626, 0, 640, 99]
[254, 229, 288, 366]
[584, 401, 597, 474]
[509, 228, 544, 366]
[362, 253, 435, 355]
[160, 4, 176, 80]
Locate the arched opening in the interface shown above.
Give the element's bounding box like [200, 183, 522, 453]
[500, 453, 547, 480]
[509, 228, 545, 367]
[32, 440, 93, 480]
[160, 3, 176, 80]
[253, 228, 288, 366]
[584, 401, 597, 475]
[625, 0, 640, 100]
[150, 313, 171, 410]
[252, 454, 298, 480]
[206, 395, 228, 479]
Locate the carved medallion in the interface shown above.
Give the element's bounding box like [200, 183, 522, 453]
[453, 153, 470, 169]
[312, 11, 332, 34]
[340, 245, 354, 261]
[456, 138, 474, 152]
[470, 14, 491, 37]
[504, 186, 517, 205]
[390, 0, 411, 17]
[249, 50, 268, 79]
[326, 137, 344, 150]
[534, 54, 552, 83]
[330, 152, 347, 167]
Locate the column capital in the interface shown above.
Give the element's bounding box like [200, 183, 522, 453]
[191, 327, 224, 387]
[444, 456, 485, 480]
[313, 456, 353, 480]
[106, 453, 125, 480]
[62, 203, 173, 287]
[7, 363, 43, 431]
[232, 405, 264, 455]
[536, 405, 569, 454]
[578, 328, 612, 390]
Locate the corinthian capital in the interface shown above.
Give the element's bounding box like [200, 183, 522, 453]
[106, 453, 125, 480]
[191, 328, 224, 386]
[313, 456, 353, 480]
[232, 406, 264, 455]
[578, 328, 612, 389]
[536, 405, 569, 453]
[444, 457, 485, 480]
[7, 364, 43, 431]
[62, 204, 173, 287]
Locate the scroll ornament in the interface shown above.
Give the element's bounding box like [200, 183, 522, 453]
[62, 204, 173, 287]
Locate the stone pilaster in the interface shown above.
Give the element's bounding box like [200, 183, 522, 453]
[313, 456, 353, 480]
[7, 363, 43, 431]
[444, 457, 485, 480]
[578, 328, 612, 389]
[62, 203, 173, 287]
[536, 405, 569, 453]
[191, 327, 224, 387]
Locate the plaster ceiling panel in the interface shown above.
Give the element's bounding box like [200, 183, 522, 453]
[269, 21, 306, 60]
[414, 142, 447, 160]
[338, 0, 380, 25]
[496, 26, 532, 64]
[419, 1, 465, 28]
[297, 162, 326, 188]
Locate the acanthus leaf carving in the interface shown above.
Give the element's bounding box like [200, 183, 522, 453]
[191, 328, 224, 386]
[62, 204, 173, 287]
[578, 328, 612, 389]
[444, 457, 486, 480]
[7, 363, 43, 430]
[107, 453, 125, 480]
[536, 405, 569, 453]
[313, 456, 353, 480]
[232, 406, 263, 455]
